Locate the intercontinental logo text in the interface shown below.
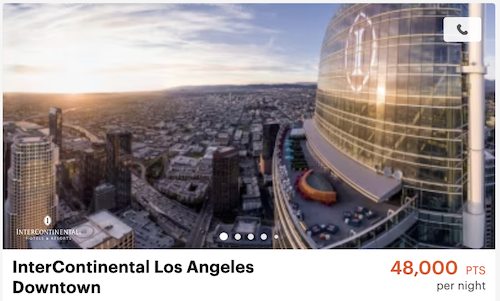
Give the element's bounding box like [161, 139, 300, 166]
[17, 229, 82, 238]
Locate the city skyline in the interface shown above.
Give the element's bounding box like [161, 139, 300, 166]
[2, 3, 496, 250]
[3, 3, 495, 94]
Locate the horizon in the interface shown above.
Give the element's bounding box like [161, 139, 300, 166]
[2, 81, 319, 95]
[2, 78, 497, 96]
[3, 3, 496, 94]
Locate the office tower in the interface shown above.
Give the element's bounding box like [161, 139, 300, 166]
[260, 122, 280, 175]
[273, 4, 490, 249]
[79, 141, 107, 208]
[106, 130, 132, 210]
[4, 136, 58, 249]
[49, 107, 63, 151]
[3, 131, 13, 201]
[93, 183, 116, 212]
[211, 147, 240, 218]
[59, 159, 79, 188]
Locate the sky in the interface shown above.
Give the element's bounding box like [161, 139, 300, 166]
[2, 3, 495, 93]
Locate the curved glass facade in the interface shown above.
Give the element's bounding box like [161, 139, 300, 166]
[314, 4, 468, 247]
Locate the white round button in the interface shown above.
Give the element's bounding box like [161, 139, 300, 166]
[234, 233, 241, 241]
[247, 233, 254, 240]
[261, 233, 268, 241]
[219, 232, 228, 241]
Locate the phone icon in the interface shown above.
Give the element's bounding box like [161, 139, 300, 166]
[457, 24, 468, 35]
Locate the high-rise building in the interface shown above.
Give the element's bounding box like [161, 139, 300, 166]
[93, 183, 116, 212]
[79, 141, 107, 208]
[3, 130, 13, 202]
[211, 147, 240, 218]
[273, 4, 491, 249]
[59, 158, 79, 189]
[106, 130, 132, 210]
[49, 107, 63, 151]
[260, 122, 280, 175]
[4, 135, 59, 249]
[262, 123, 280, 160]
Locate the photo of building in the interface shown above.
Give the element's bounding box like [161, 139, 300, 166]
[273, 3, 493, 249]
[2, 3, 494, 250]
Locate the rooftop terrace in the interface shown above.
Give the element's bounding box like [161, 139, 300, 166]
[279, 129, 400, 248]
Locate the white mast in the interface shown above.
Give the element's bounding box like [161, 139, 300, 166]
[462, 3, 487, 248]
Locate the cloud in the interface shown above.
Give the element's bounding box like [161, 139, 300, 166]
[3, 3, 315, 92]
[5, 64, 55, 74]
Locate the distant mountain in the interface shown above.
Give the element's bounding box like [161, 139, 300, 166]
[290, 82, 317, 86]
[168, 80, 494, 95]
[167, 83, 317, 93]
[485, 79, 495, 94]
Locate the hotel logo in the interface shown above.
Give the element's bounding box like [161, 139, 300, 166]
[345, 12, 378, 92]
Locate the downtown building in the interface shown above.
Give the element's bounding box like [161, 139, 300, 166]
[106, 130, 132, 210]
[3, 125, 14, 201]
[93, 183, 116, 213]
[273, 4, 493, 249]
[49, 107, 63, 151]
[4, 135, 59, 249]
[259, 122, 280, 175]
[78, 141, 107, 209]
[69, 210, 134, 249]
[211, 147, 240, 218]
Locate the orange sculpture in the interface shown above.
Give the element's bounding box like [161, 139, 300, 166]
[297, 170, 337, 205]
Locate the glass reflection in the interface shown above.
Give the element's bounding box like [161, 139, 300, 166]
[315, 4, 465, 216]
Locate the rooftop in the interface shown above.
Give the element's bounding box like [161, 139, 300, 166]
[70, 210, 133, 249]
[120, 210, 175, 249]
[290, 128, 305, 138]
[170, 155, 200, 167]
[203, 146, 219, 160]
[49, 107, 61, 114]
[18, 136, 45, 143]
[38, 128, 50, 136]
[278, 127, 399, 248]
[16, 121, 44, 131]
[233, 218, 259, 234]
[215, 146, 239, 157]
[94, 183, 115, 193]
[303, 119, 402, 203]
[4, 122, 49, 143]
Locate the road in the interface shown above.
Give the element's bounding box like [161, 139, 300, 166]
[63, 123, 102, 142]
[23, 107, 82, 122]
[132, 174, 198, 242]
[56, 122, 203, 244]
[185, 199, 213, 248]
[133, 162, 147, 180]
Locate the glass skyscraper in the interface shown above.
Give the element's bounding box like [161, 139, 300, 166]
[315, 4, 467, 247]
[4, 136, 59, 249]
[106, 130, 132, 210]
[272, 4, 491, 249]
[49, 107, 63, 151]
